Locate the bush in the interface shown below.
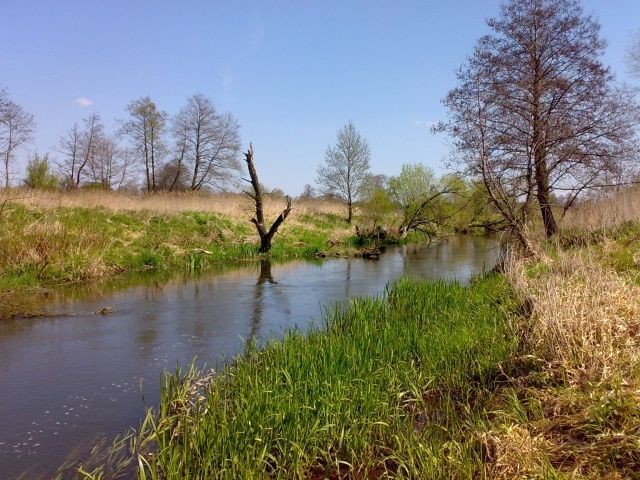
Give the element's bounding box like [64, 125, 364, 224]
[23, 152, 58, 190]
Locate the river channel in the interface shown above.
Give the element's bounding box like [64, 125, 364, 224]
[0, 235, 499, 478]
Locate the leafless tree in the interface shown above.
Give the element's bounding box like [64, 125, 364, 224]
[627, 30, 640, 79]
[243, 144, 292, 253]
[299, 184, 315, 199]
[157, 159, 190, 191]
[56, 123, 82, 190]
[0, 88, 35, 188]
[76, 113, 104, 187]
[87, 136, 136, 190]
[316, 122, 371, 223]
[438, 0, 640, 247]
[120, 96, 167, 193]
[171, 93, 241, 191]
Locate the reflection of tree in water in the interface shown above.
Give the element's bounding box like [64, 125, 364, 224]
[246, 259, 278, 351]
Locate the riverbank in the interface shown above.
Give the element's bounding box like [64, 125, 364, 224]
[58, 273, 519, 479]
[59, 189, 640, 478]
[0, 190, 358, 319]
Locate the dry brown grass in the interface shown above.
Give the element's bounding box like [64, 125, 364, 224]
[506, 249, 640, 384]
[0, 188, 345, 221]
[562, 186, 640, 231]
[482, 241, 640, 478]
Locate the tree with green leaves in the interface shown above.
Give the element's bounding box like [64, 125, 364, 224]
[23, 152, 58, 189]
[389, 164, 455, 239]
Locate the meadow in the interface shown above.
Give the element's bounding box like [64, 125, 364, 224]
[0, 189, 354, 318]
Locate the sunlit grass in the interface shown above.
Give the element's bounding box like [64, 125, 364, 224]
[60, 275, 517, 479]
[0, 193, 357, 317]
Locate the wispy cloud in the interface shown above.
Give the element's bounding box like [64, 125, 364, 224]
[414, 119, 438, 129]
[221, 66, 233, 90]
[74, 97, 93, 107]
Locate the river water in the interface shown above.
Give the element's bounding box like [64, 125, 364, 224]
[0, 236, 499, 479]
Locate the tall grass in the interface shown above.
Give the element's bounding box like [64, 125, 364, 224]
[0, 188, 345, 218]
[561, 185, 640, 231]
[62, 275, 517, 479]
[0, 192, 356, 318]
[479, 229, 640, 478]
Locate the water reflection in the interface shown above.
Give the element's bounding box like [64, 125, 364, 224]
[248, 259, 278, 345]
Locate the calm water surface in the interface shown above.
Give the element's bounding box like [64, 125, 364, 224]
[0, 236, 499, 478]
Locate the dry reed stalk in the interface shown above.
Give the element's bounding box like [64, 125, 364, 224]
[0, 188, 345, 220]
[506, 249, 640, 384]
[562, 186, 640, 232]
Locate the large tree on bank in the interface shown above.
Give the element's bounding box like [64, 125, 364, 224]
[439, 0, 640, 243]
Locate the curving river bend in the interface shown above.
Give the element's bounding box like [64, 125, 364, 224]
[0, 236, 499, 479]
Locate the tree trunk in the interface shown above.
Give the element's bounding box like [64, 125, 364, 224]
[243, 144, 292, 253]
[347, 200, 353, 224]
[534, 154, 558, 238]
[4, 150, 10, 189]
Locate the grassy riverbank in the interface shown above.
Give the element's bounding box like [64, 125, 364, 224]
[61, 188, 640, 479]
[0, 190, 356, 318]
[60, 274, 519, 479]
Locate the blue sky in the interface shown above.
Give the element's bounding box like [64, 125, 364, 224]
[2, 0, 639, 194]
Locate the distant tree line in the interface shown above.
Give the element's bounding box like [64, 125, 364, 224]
[0, 90, 241, 193]
[4, 0, 640, 255]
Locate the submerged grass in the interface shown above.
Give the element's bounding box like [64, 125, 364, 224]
[61, 275, 518, 479]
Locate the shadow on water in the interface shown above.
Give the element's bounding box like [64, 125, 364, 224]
[0, 236, 500, 479]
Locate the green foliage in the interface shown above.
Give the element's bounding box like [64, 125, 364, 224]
[23, 152, 58, 190]
[439, 174, 501, 233]
[360, 187, 395, 228]
[388, 163, 439, 209]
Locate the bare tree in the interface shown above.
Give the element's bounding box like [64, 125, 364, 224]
[56, 123, 82, 190]
[87, 136, 136, 190]
[120, 96, 167, 193]
[242, 144, 292, 253]
[438, 0, 640, 245]
[316, 122, 371, 223]
[299, 184, 315, 199]
[627, 30, 640, 79]
[171, 93, 241, 191]
[76, 113, 103, 187]
[0, 89, 35, 188]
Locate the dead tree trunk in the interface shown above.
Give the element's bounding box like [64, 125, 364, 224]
[243, 144, 292, 253]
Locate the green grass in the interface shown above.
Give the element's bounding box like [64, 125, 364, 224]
[65, 274, 519, 479]
[558, 220, 640, 283]
[0, 204, 355, 317]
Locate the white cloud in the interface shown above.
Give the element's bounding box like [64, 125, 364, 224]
[74, 97, 93, 107]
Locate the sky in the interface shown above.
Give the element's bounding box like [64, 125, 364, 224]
[2, 0, 640, 195]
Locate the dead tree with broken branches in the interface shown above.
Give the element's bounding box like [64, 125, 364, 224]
[242, 144, 292, 253]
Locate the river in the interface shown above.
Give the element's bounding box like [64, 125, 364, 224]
[0, 235, 499, 479]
